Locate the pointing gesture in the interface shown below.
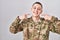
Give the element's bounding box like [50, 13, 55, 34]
[41, 14, 52, 20]
[19, 14, 30, 20]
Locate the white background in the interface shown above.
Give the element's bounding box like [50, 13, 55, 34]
[0, 0, 60, 40]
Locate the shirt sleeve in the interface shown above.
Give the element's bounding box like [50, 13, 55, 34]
[9, 16, 23, 34]
[49, 16, 60, 34]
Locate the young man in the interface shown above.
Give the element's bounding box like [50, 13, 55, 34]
[9, 2, 60, 40]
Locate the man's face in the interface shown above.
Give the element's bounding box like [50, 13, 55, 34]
[31, 4, 42, 17]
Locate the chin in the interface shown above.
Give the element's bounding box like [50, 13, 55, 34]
[32, 13, 40, 17]
[33, 15, 39, 17]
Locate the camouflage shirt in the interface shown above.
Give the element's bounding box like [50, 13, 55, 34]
[9, 16, 60, 40]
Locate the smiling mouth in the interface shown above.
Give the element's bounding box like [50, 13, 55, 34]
[34, 12, 38, 15]
[33, 12, 38, 14]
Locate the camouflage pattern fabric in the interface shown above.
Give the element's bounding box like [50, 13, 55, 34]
[9, 16, 60, 40]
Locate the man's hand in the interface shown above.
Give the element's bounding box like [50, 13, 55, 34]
[19, 14, 30, 20]
[41, 14, 52, 20]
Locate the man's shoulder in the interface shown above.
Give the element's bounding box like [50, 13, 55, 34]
[40, 17, 45, 20]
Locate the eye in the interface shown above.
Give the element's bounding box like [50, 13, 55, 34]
[38, 9, 40, 10]
[37, 8, 41, 10]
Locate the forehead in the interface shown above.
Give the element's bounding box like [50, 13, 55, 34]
[32, 4, 42, 8]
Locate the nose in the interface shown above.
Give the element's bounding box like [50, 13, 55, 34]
[35, 8, 38, 12]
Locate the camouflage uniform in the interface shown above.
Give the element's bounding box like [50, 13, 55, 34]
[9, 16, 60, 40]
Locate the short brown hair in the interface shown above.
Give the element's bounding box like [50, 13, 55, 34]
[32, 2, 43, 8]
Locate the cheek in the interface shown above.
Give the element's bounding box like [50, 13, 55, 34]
[31, 9, 35, 13]
[38, 10, 42, 13]
[32, 9, 35, 12]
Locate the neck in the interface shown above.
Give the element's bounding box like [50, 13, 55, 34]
[32, 16, 40, 22]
